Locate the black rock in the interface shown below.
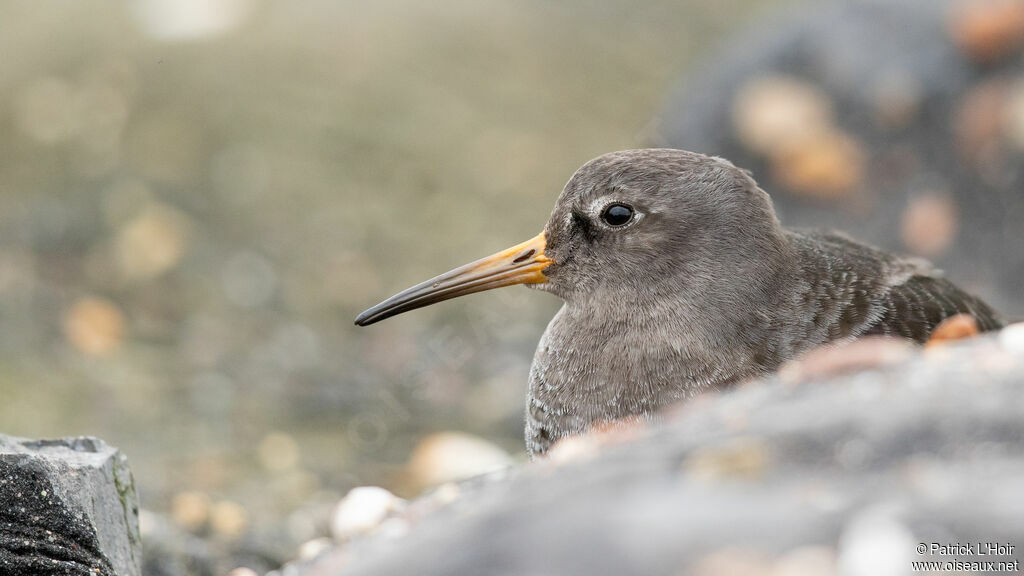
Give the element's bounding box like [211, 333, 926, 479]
[0, 435, 141, 576]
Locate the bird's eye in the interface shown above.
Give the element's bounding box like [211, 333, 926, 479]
[600, 203, 634, 227]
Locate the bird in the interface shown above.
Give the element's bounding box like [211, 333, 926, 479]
[355, 148, 1003, 457]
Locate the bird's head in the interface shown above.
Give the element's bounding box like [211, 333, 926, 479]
[355, 148, 787, 326]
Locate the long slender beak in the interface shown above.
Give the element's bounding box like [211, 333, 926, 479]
[354, 231, 551, 326]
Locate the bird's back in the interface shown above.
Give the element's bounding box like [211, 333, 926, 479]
[788, 231, 1003, 345]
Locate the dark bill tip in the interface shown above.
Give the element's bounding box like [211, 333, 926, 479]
[354, 232, 550, 327]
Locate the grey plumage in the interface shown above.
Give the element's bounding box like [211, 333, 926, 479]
[356, 148, 1003, 457]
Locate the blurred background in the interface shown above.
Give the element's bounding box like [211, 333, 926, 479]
[1, 0, 1022, 573]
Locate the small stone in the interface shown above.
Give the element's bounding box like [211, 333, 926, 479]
[63, 297, 126, 357]
[837, 506, 915, 576]
[900, 193, 959, 257]
[732, 75, 833, 156]
[771, 129, 865, 199]
[170, 491, 210, 532]
[114, 204, 188, 283]
[330, 486, 404, 542]
[297, 537, 333, 561]
[406, 432, 513, 489]
[949, 0, 1024, 62]
[926, 314, 980, 346]
[209, 500, 248, 540]
[998, 321, 1024, 353]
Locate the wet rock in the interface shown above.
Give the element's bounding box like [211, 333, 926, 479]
[0, 435, 141, 576]
[280, 328, 1024, 575]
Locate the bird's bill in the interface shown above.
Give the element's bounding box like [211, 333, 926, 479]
[354, 231, 551, 326]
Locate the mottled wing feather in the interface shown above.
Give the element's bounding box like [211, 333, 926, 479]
[866, 275, 1003, 342]
[792, 231, 1003, 345]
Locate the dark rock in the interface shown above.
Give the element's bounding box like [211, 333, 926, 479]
[658, 0, 1024, 318]
[282, 326, 1024, 575]
[0, 435, 141, 576]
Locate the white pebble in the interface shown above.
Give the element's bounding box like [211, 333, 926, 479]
[297, 537, 333, 561]
[330, 486, 404, 542]
[998, 322, 1024, 354]
[837, 506, 914, 576]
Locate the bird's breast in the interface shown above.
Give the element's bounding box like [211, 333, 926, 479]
[524, 303, 736, 456]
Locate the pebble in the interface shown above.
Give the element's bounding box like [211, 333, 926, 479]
[170, 491, 210, 531]
[925, 313, 979, 346]
[62, 296, 126, 357]
[949, 0, 1024, 62]
[406, 432, 513, 489]
[114, 203, 188, 282]
[210, 500, 248, 539]
[772, 129, 865, 198]
[998, 321, 1024, 354]
[330, 486, 404, 542]
[900, 193, 959, 257]
[297, 537, 333, 561]
[732, 75, 832, 155]
[837, 506, 915, 576]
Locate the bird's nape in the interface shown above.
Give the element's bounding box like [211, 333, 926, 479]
[354, 232, 551, 326]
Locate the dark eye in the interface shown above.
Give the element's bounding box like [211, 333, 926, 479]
[600, 203, 634, 227]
